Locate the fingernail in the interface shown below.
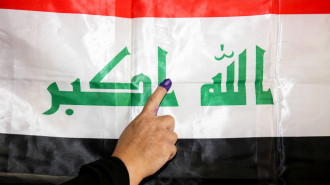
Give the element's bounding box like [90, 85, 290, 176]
[159, 79, 172, 91]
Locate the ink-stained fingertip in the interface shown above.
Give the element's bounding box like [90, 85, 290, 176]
[159, 79, 172, 92]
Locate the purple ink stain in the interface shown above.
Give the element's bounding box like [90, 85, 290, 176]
[159, 79, 172, 91]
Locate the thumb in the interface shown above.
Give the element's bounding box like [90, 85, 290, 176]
[142, 79, 172, 115]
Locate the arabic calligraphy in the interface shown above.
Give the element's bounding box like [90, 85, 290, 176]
[201, 45, 273, 106]
[43, 74, 152, 115]
[43, 45, 273, 116]
[214, 44, 234, 61]
[89, 47, 136, 90]
[201, 50, 247, 106]
[255, 46, 273, 104]
[158, 47, 179, 106]
[44, 47, 178, 116]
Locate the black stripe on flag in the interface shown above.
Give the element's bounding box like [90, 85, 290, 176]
[1, 133, 330, 185]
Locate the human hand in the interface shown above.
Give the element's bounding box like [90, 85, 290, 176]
[112, 79, 178, 185]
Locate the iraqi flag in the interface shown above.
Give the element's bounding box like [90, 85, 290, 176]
[0, 0, 330, 184]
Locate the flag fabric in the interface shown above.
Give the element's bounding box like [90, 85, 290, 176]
[0, 0, 330, 184]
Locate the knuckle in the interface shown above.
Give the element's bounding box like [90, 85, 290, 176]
[167, 144, 177, 158]
[173, 146, 177, 156]
[168, 115, 175, 124]
[168, 144, 177, 156]
[172, 145, 177, 153]
[173, 132, 178, 141]
[164, 115, 175, 124]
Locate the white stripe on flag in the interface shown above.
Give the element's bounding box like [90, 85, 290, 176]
[0, 9, 329, 138]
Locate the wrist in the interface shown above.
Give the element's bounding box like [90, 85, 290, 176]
[112, 153, 143, 185]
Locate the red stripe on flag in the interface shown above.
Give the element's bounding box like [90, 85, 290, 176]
[0, 0, 329, 17]
[280, 0, 330, 14]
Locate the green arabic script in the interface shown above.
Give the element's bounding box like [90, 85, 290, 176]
[44, 47, 178, 116]
[214, 44, 234, 61]
[255, 46, 273, 105]
[201, 50, 247, 106]
[201, 46, 274, 106]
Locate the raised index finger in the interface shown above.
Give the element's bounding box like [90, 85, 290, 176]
[142, 79, 172, 115]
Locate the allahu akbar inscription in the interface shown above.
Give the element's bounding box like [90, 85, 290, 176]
[44, 45, 273, 116]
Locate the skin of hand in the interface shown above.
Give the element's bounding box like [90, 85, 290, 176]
[112, 85, 178, 185]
